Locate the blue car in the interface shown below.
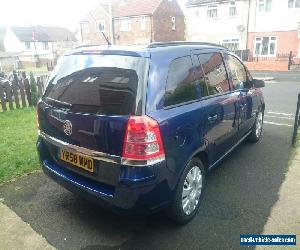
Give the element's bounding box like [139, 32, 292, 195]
[36, 42, 265, 224]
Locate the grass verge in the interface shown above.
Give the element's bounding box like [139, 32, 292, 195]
[0, 108, 39, 183]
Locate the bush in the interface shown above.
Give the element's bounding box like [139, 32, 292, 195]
[29, 72, 40, 106]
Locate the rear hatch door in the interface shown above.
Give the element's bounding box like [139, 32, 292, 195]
[39, 53, 148, 158]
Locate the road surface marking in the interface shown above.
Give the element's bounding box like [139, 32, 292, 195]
[264, 115, 294, 120]
[264, 121, 293, 127]
[267, 111, 293, 117]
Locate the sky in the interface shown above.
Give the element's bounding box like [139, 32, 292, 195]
[0, 0, 186, 31]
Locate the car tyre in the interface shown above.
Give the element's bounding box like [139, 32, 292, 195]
[167, 157, 206, 225]
[247, 109, 264, 143]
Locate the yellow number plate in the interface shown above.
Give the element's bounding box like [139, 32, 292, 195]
[60, 149, 94, 173]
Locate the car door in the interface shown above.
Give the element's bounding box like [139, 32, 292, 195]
[192, 50, 239, 164]
[223, 53, 256, 139]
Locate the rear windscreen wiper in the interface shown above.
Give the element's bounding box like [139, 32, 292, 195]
[45, 97, 73, 108]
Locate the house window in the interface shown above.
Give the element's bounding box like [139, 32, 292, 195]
[254, 37, 277, 56]
[222, 38, 240, 51]
[42, 42, 49, 50]
[120, 18, 131, 32]
[171, 17, 176, 30]
[288, 0, 300, 8]
[25, 42, 31, 50]
[96, 20, 105, 32]
[207, 5, 218, 19]
[141, 16, 146, 30]
[229, 1, 238, 16]
[81, 22, 90, 33]
[258, 0, 272, 12]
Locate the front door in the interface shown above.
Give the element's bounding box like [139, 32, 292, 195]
[223, 53, 256, 139]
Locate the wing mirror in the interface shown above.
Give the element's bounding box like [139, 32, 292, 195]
[251, 79, 265, 88]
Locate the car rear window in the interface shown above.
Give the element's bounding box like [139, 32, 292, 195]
[43, 54, 147, 115]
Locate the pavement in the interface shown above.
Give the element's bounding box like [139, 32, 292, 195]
[252, 71, 300, 83]
[256, 147, 300, 250]
[0, 72, 299, 250]
[0, 202, 55, 250]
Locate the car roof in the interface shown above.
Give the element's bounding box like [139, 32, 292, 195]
[66, 42, 228, 58]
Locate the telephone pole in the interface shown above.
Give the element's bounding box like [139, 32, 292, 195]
[108, 0, 114, 45]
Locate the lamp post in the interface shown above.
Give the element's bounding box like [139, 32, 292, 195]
[108, 0, 114, 45]
[88, 0, 114, 45]
[32, 30, 40, 67]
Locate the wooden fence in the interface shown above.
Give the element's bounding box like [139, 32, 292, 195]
[0, 72, 48, 112]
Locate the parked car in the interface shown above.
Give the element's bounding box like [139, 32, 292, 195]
[36, 42, 265, 224]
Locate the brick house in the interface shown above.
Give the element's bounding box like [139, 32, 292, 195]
[246, 0, 300, 71]
[78, 0, 185, 45]
[247, 0, 300, 57]
[185, 0, 300, 71]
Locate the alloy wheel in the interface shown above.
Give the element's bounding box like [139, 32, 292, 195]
[182, 166, 203, 215]
[255, 111, 263, 138]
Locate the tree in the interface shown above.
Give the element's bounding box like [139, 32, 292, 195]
[29, 72, 40, 106]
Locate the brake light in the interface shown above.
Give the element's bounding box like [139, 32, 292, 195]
[122, 116, 165, 165]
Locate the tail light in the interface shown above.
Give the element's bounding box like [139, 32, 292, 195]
[122, 116, 165, 166]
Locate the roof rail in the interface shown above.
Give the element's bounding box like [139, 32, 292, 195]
[148, 41, 228, 49]
[74, 44, 103, 49]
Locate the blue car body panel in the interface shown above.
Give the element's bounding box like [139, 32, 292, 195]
[36, 43, 265, 214]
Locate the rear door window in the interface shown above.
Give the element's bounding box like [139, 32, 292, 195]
[43, 54, 147, 115]
[164, 56, 199, 107]
[197, 53, 230, 96]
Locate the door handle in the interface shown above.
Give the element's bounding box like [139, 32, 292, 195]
[208, 114, 218, 123]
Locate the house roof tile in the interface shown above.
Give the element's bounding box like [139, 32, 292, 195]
[11, 26, 76, 42]
[113, 0, 162, 18]
[185, 0, 228, 6]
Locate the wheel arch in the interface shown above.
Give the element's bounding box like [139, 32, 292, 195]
[194, 150, 210, 173]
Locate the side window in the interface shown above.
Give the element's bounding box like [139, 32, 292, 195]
[194, 62, 209, 98]
[164, 56, 199, 107]
[197, 53, 230, 96]
[224, 54, 247, 90]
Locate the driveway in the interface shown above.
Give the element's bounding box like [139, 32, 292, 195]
[0, 72, 299, 250]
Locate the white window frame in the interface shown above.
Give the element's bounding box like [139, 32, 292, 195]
[257, 0, 272, 12]
[221, 38, 240, 51]
[207, 5, 218, 19]
[171, 16, 176, 30]
[120, 18, 131, 32]
[81, 22, 90, 34]
[254, 36, 277, 57]
[229, 1, 238, 17]
[96, 20, 105, 32]
[42, 42, 49, 50]
[140, 16, 146, 31]
[25, 42, 31, 50]
[288, 0, 300, 8]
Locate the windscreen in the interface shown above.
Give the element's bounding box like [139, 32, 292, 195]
[43, 54, 147, 115]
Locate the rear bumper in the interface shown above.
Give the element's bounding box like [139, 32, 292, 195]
[37, 137, 175, 215]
